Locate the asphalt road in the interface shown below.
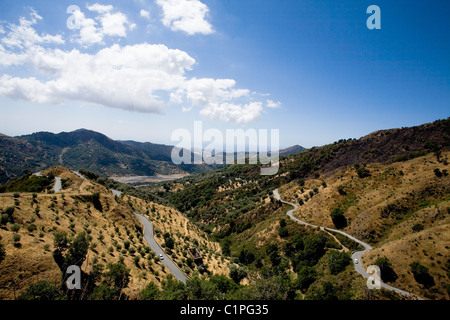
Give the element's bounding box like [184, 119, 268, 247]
[273, 188, 422, 299]
[134, 213, 188, 283]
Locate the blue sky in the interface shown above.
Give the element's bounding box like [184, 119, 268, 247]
[0, 0, 448, 149]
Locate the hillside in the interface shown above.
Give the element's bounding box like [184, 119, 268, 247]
[278, 151, 449, 299]
[152, 118, 449, 300]
[0, 167, 230, 299]
[0, 129, 217, 184]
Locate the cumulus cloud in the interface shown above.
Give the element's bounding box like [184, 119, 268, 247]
[156, 0, 214, 35]
[0, 8, 276, 124]
[1, 9, 64, 49]
[69, 3, 134, 46]
[140, 9, 151, 19]
[266, 99, 281, 108]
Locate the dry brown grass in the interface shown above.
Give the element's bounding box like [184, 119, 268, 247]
[278, 152, 450, 299]
[0, 168, 168, 300]
[126, 196, 231, 278]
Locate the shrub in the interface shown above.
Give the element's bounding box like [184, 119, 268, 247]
[238, 248, 255, 265]
[13, 233, 21, 242]
[330, 208, 347, 229]
[27, 224, 37, 233]
[328, 251, 351, 275]
[434, 168, 443, 178]
[337, 186, 346, 196]
[0, 242, 5, 263]
[17, 280, 64, 300]
[294, 266, 317, 292]
[141, 282, 160, 300]
[11, 223, 21, 232]
[278, 227, 289, 238]
[374, 256, 398, 283]
[410, 262, 435, 288]
[412, 223, 424, 232]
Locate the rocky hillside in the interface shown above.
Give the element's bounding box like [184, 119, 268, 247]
[0, 129, 217, 184]
[0, 167, 229, 299]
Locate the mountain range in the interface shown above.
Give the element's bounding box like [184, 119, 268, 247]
[0, 129, 305, 184]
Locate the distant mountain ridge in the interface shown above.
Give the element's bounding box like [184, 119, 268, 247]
[0, 129, 202, 184]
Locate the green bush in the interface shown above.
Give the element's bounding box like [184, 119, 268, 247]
[328, 251, 351, 275]
[410, 262, 435, 288]
[374, 256, 398, 283]
[412, 223, 424, 232]
[434, 168, 443, 178]
[141, 282, 160, 300]
[294, 266, 317, 292]
[17, 280, 64, 300]
[330, 208, 347, 229]
[0, 242, 5, 263]
[27, 224, 37, 233]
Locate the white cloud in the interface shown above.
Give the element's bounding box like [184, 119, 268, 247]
[0, 9, 276, 124]
[69, 4, 134, 47]
[98, 11, 129, 37]
[266, 99, 281, 108]
[156, 0, 214, 35]
[1, 11, 64, 49]
[0, 43, 195, 113]
[86, 4, 114, 14]
[72, 10, 103, 46]
[140, 9, 151, 19]
[199, 102, 263, 124]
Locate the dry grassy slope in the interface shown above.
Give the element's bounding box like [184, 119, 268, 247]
[0, 167, 169, 300]
[126, 195, 231, 277]
[279, 152, 449, 299]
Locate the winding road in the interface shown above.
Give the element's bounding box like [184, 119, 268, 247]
[135, 213, 188, 283]
[273, 188, 422, 300]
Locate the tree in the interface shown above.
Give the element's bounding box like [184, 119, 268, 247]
[434, 168, 443, 178]
[0, 242, 5, 264]
[278, 227, 289, 238]
[266, 244, 281, 267]
[17, 280, 64, 300]
[159, 275, 187, 300]
[65, 232, 89, 269]
[292, 234, 304, 251]
[164, 237, 175, 250]
[229, 264, 247, 284]
[53, 231, 69, 252]
[374, 257, 398, 283]
[410, 262, 435, 288]
[302, 235, 326, 266]
[105, 262, 130, 290]
[238, 248, 255, 265]
[141, 282, 160, 300]
[330, 208, 347, 229]
[209, 274, 239, 294]
[1, 207, 14, 225]
[306, 281, 338, 300]
[328, 251, 351, 275]
[90, 283, 118, 300]
[294, 266, 317, 292]
[355, 164, 370, 178]
[412, 223, 424, 232]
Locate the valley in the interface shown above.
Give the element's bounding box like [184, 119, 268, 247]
[0, 118, 448, 300]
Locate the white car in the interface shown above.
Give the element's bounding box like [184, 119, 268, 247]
[354, 258, 358, 264]
[159, 254, 164, 260]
